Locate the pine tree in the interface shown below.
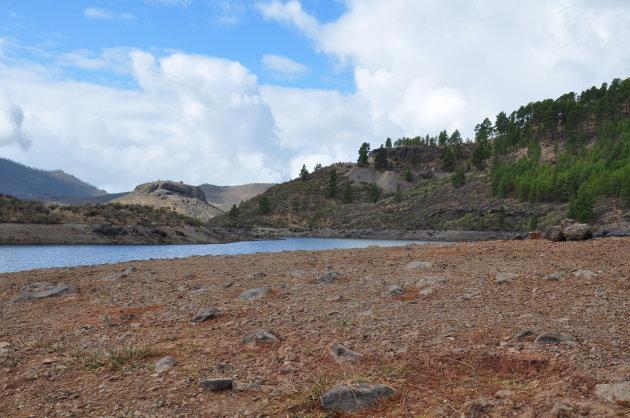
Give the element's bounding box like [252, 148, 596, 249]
[404, 166, 413, 182]
[258, 196, 270, 214]
[299, 164, 309, 180]
[327, 169, 338, 198]
[450, 167, 466, 188]
[342, 183, 354, 203]
[357, 143, 370, 166]
[228, 204, 240, 219]
[374, 145, 388, 171]
[385, 137, 392, 147]
[368, 184, 381, 203]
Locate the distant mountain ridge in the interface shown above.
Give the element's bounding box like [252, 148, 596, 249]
[199, 183, 275, 211]
[0, 157, 105, 200]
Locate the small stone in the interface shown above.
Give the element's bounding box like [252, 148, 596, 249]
[247, 272, 266, 279]
[198, 378, 233, 392]
[405, 261, 432, 269]
[154, 356, 177, 372]
[574, 269, 597, 279]
[495, 272, 518, 283]
[331, 344, 361, 363]
[290, 270, 306, 276]
[190, 288, 210, 296]
[242, 329, 279, 346]
[594, 381, 630, 403]
[326, 295, 341, 302]
[419, 287, 434, 296]
[190, 307, 222, 323]
[514, 329, 535, 340]
[101, 267, 136, 281]
[317, 272, 341, 284]
[236, 288, 270, 301]
[495, 389, 515, 398]
[42, 358, 55, 365]
[381, 285, 405, 298]
[232, 382, 261, 392]
[212, 363, 234, 372]
[534, 333, 575, 344]
[222, 282, 233, 288]
[545, 273, 565, 281]
[320, 383, 395, 413]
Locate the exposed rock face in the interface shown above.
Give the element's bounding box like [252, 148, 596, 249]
[320, 383, 395, 413]
[198, 183, 275, 211]
[115, 181, 222, 221]
[561, 219, 593, 241]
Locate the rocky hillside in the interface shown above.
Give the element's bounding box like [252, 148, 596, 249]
[198, 183, 274, 211]
[114, 181, 223, 221]
[0, 157, 106, 200]
[211, 78, 630, 235]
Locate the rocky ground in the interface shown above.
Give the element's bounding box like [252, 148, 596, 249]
[0, 237, 628, 417]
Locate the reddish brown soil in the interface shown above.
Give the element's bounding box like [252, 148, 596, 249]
[0, 237, 628, 417]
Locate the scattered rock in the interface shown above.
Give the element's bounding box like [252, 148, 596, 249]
[514, 329, 535, 340]
[212, 363, 234, 372]
[545, 273, 565, 281]
[189, 288, 210, 296]
[120, 313, 138, 321]
[561, 219, 593, 241]
[232, 381, 261, 392]
[19, 282, 54, 292]
[534, 333, 575, 344]
[12, 284, 77, 303]
[154, 356, 177, 372]
[236, 288, 270, 301]
[495, 272, 518, 283]
[190, 307, 222, 323]
[326, 295, 341, 302]
[320, 383, 395, 413]
[495, 389, 515, 398]
[543, 226, 565, 242]
[550, 401, 574, 416]
[242, 329, 279, 346]
[247, 272, 266, 279]
[198, 378, 233, 392]
[101, 267, 137, 281]
[222, 282, 233, 288]
[419, 287, 434, 296]
[461, 398, 494, 417]
[381, 285, 405, 298]
[594, 381, 630, 403]
[528, 231, 541, 239]
[331, 344, 361, 363]
[574, 269, 597, 279]
[316, 272, 341, 284]
[290, 270, 306, 276]
[405, 261, 432, 269]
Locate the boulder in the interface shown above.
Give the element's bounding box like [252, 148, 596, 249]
[12, 284, 77, 303]
[594, 381, 630, 403]
[561, 219, 592, 241]
[320, 383, 395, 413]
[543, 225, 565, 242]
[199, 378, 233, 391]
[331, 344, 361, 363]
[242, 329, 279, 346]
[534, 333, 575, 344]
[154, 356, 177, 372]
[381, 285, 405, 298]
[190, 307, 222, 323]
[236, 288, 270, 301]
[528, 231, 541, 240]
[317, 272, 341, 284]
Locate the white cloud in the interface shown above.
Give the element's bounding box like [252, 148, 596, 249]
[0, 52, 287, 191]
[0, 91, 30, 149]
[57, 47, 138, 74]
[257, 0, 630, 138]
[262, 54, 309, 78]
[84, 8, 135, 20]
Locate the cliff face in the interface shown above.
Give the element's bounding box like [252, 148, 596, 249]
[115, 181, 222, 221]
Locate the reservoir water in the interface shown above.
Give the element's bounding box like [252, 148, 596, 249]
[0, 237, 442, 274]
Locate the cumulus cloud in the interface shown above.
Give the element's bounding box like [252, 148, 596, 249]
[257, 0, 630, 137]
[0, 52, 286, 191]
[84, 8, 135, 20]
[262, 54, 309, 78]
[0, 92, 30, 149]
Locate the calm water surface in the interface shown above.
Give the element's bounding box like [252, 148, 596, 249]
[0, 237, 441, 273]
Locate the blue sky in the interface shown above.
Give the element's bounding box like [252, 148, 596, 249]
[1, 1, 629, 192]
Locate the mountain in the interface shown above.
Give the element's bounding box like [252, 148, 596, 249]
[210, 77, 630, 235]
[0, 157, 106, 201]
[114, 181, 223, 221]
[198, 183, 275, 211]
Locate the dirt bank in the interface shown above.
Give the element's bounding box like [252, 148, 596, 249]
[0, 223, 250, 245]
[0, 237, 628, 416]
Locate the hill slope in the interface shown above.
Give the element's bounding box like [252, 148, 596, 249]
[0, 158, 105, 200]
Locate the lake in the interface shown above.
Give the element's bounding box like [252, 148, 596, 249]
[0, 237, 442, 274]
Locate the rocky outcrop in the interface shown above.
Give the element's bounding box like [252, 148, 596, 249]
[115, 181, 222, 221]
[543, 219, 593, 242]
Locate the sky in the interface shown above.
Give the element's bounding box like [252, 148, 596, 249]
[0, 1, 629, 192]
